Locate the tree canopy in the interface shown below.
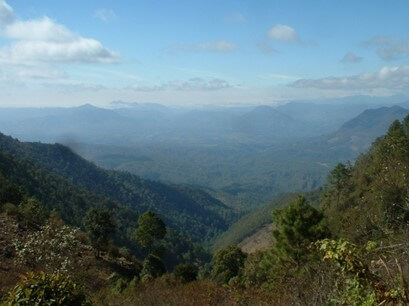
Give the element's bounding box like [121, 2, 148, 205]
[83, 207, 116, 256]
[272, 195, 330, 266]
[135, 211, 167, 248]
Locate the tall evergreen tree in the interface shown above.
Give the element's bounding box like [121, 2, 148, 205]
[272, 195, 329, 267]
[83, 208, 116, 257]
[135, 211, 167, 248]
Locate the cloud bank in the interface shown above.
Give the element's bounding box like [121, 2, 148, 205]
[129, 77, 232, 92]
[0, 0, 119, 65]
[291, 65, 409, 92]
[364, 35, 409, 61]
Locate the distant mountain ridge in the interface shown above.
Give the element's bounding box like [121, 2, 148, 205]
[1, 98, 403, 146]
[326, 105, 409, 152]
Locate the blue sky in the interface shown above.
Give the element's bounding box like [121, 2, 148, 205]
[1, 0, 409, 107]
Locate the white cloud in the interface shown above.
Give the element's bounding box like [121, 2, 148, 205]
[169, 40, 239, 53]
[93, 9, 117, 22]
[267, 24, 300, 43]
[364, 35, 409, 61]
[291, 65, 409, 92]
[129, 77, 232, 92]
[1, 37, 119, 64]
[168, 78, 232, 90]
[3, 17, 74, 41]
[340, 52, 363, 64]
[0, 0, 14, 25]
[0, 2, 119, 65]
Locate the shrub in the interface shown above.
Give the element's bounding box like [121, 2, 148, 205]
[140, 254, 166, 281]
[1, 271, 89, 305]
[107, 243, 120, 259]
[13, 221, 79, 273]
[173, 263, 198, 283]
[19, 197, 48, 226]
[211, 245, 247, 284]
[2, 203, 18, 216]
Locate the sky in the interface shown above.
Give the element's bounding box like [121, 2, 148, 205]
[0, 0, 409, 107]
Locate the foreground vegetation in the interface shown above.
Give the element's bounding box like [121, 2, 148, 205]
[1, 116, 409, 304]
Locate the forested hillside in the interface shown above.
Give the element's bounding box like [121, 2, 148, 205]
[217, 107, 409, 250]
[2, 116, 409, 305]
[72, 105, 408, 209]
[0, 133, 237, 246]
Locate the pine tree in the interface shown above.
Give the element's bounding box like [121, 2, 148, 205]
[135, 211, 167, 248]
[272, 196, 329, 267]
[83, 208, 116, 257]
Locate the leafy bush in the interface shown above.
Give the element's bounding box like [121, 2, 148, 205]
[173, 263, 198, 283]
[1, 272, 89, 305]
[1, 203, 18, 216]
[211, 245, 246, 284]
[140, 254, 166, 281]
[19, 197, 48, 226]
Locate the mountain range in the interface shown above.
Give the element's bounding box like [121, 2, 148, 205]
[1, 98, 408, 211]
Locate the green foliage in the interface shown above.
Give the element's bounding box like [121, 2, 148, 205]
[0, 174, 25, 206]
[19, 197, 48, 226]
[140, 254, 166, 281]
[1, 202, 18, 216]
[315, 239, 366, 277]
[240, 251, 269, 288]
[272, 195, 330, 266]
[161, 229, 211, 270]
[213, 193, 298, 250]
[323, 116, 409, 241]
[1, 272, 89, 306]
[0, 135, 214, 268]
[173, 263, 198, 283]
[135, 211, 166, 248]
[316, 238, 409, 305]
[83, 208, 116, 255]
[329, 277, 377, 306]
[211, 245, 247, 284]
[112, 278, 128, 293]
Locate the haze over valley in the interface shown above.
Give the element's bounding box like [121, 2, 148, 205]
[1, 1, 409, 304]
[1, 96, 408, 209]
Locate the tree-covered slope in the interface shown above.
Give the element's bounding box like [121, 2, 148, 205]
[0, 133, 236, 244]
[322, 115, 409, 242]
[212, 193, 298, 250]
[213, 189, 323, 250]
[0, 150, 137, 247]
